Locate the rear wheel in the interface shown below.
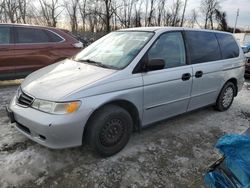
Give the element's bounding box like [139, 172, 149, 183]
[214, 82, 236, 111]
[86, 105, 133, 157]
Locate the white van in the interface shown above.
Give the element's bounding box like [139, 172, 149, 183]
[7, 27, 245, 156]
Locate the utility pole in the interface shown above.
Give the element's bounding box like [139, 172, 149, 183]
[233, 8, 239, 33]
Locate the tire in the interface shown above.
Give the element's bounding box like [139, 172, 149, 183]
[214, 82, 236, 111]
[86, 105, 133, 157]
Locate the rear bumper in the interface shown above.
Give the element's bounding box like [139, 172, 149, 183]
[8, 96, 90, 149]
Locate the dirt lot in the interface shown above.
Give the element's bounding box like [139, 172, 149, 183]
[0, 79, 249, 188]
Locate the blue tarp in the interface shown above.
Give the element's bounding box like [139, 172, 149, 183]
[205, 134, 250, 188]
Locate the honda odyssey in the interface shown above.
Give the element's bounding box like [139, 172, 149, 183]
[6, 27, 245, 156]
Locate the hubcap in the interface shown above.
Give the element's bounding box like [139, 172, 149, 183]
[222, 87, 234, 108]
[99, 118, 125, 147]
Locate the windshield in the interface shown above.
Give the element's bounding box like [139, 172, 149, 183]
[74, 31, 154, 69]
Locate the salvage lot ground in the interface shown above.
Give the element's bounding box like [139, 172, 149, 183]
[0, 80, 249, 188]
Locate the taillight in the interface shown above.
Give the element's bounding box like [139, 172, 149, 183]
[72, 41, 83, 48]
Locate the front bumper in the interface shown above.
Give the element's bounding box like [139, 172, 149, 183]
[8, 96, 90, 149]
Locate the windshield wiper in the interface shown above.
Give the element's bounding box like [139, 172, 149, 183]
[76, 59, 119, 70]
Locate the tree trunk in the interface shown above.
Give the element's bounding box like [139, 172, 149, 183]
[180, 0, 187, 27]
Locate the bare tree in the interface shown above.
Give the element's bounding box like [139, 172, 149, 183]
[121, 0, 135, 27]
[64, 0, 79, 33]
[180, 0, 187, 27]
[94, 0, 120, 32]
[157, 0, 166, 26]
[0, 0, 34, 24]
[79, 0, 87, 31]
[133, 0, 143, 27]
[147, 0, 156, 26]
[3, 0, 19, 23]
[17, 0, 27, 23]
[103, 0, 112, 32]
[171, 0, 182, 26]
[215, 9, 228, 31]
[200, 0, 220, 29]
[39, 0, 63, 27]
[186, 9, 200, 28]
[0, 0, 6, 22]
[0, 0, 221, 33]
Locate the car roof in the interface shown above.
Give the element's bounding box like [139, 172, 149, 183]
[119, 26, 232, 35]
[0, 23, 59, 31]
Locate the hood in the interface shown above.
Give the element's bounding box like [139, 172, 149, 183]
[21, 59, 117, 101]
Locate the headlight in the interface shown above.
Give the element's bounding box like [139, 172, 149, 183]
[32, 99, 81, 114]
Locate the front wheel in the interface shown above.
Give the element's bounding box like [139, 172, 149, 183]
[214, 82, 236, 111]
[86, 105, 133, 157]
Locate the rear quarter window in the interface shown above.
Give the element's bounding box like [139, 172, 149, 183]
[216, 33, 239, 59]
[185, 31, 221, 64]
[45, 30, 64, 42]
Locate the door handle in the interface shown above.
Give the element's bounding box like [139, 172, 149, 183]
[182, 73, 191, 81]
[195, 71, 203, 78]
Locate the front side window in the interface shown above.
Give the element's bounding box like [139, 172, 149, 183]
[74, 31, 154, 69]
[16, 27, 50, 43]
[0, 27, 11, 44]
[186, 31, 221, 64]
[147, 32, 186, 69]
[216, 33, 239, 59]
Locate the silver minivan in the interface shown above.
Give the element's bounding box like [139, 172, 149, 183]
[7, 27, 245, 156]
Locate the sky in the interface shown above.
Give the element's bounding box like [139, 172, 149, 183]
[186, 0, 250, 29]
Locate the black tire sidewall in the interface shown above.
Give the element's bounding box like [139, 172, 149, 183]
[216, 82, 236, 111]
[87, 105, 133, 157]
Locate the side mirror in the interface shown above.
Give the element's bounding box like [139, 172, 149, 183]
[145, 59, 165, 71]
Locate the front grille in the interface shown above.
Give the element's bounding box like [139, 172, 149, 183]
[17, 90, 34, 107]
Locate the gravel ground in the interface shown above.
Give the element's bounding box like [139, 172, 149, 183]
[0, 79, 249, 188]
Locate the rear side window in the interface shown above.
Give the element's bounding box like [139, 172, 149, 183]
[186, 31, 221, 64]
[0, 27, 11, 44]
[16, 27, 50, 43]
[216, 33, 239, 59]
[45, 30, 63, 42]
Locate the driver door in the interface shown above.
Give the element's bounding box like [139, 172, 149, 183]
[142, 31, 193, 125]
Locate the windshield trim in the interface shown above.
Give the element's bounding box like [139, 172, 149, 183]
[74, 31, 155, 70]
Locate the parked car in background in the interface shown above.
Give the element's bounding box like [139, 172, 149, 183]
[234, 33, 250, 50]
[0, 24, 83, 80]
[245, 52, 250, 78]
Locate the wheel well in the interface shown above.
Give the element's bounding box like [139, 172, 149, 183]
[226, 78, 238, 96]
[83, 100, 141, 142]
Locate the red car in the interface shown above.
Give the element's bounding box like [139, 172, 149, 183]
[0, 24, 83, 80]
